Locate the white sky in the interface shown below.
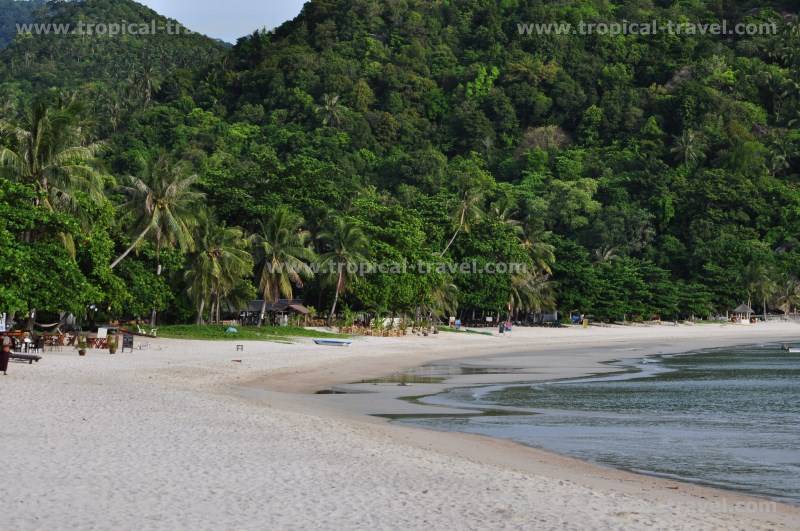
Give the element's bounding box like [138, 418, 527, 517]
[139, 0, 308, 42]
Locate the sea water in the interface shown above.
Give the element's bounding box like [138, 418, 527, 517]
[401, 345, 800, 503]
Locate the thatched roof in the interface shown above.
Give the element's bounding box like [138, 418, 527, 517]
[733, 303, 754, 314]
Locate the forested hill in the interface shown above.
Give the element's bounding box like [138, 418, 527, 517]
[186, 0, 800, 317]
[2, 0, 800, 325]
[0, 0, 226, 135]
[0, 0, 45, 48]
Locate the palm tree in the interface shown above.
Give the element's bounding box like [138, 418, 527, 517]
[185, 220, 253, 324]
[773, 277, 800, 317]
[508, 270, 553, 320]
[112, 156, 204, 325]
[671, 129, 704, 166]
[489, 194, 523, 236]
[518, 213, 555, 275]
[111, 156, 204, 270]
[0, 98, 105, 221]
[251, 207, 315, 326]
[422, 277, 459, 324]
[317, 217, 369, 326]
[742, 262, 777, 321]
[317, 93, 344, 127]
[441, 187, 484, 256]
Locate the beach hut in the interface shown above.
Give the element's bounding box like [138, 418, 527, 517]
[732, 303, 754, 324]
[238, 299, 310, 326]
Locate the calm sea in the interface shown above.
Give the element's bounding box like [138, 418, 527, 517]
[401, 344, 800, 503]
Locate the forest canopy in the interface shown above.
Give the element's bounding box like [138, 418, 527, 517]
[1, 0, 800, 326]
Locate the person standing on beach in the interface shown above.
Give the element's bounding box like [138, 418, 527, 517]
[1, 334, 11, 375]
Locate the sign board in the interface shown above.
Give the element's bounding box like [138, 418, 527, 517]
[485, 316, 493, 323]
[122, 335, 134, 352]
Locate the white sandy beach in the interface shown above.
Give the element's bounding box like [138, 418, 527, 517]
[3, 322, 800, 530]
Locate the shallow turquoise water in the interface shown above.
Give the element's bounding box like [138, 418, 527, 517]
[402, 345, 800, 503]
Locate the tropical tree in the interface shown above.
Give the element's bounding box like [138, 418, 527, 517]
[422, 276, 459, 323]
[441, 186, 485, 256]
[317, 93, 345, 127]
[111, 156, 204, 325]
[773, 276, 800, 316]
[185, 219, 254, 324]
[671, 129, 704, 166]
[741, 262, 777, 320]
[251, 206, 315, 326]
[317, 217, 369, 326]
[111, 156, 204, 270]
[508, 269, 553, 319]
[0, 96, 105, 231]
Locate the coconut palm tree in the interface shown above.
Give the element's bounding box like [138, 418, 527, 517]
[508, 269, 553, 320]
[317, 217, 369, 326]
[422, 277, 459, 323]
[0, 97, 105, 226]
[185, 220, 254, 324]
[441, 186, 484, 256]
[251, 207, 315, 326]
[742, 262, 777, 321]
[318, 93, 344, 127]
[111, 156, 204, 270]
[671, 129, 704, 166]
[111, 156, 204, 325]
[773, 276, 800, 317]
[489, 193, 523, 236]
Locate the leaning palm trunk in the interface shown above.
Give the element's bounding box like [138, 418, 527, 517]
[327, 270, 344, 327]
[440, 225, 461, 256]
[111, 225, 152, 269]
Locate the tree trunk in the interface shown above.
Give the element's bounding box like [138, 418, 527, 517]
[216, 289, 222, 324]
[196, 298, 205, 325]
[258, 290, 269, 327]
[327, 270, 343, 327]
[763, 297, 768, 321]
[110, 225, 152, 269]
[440, 225, 462, 257]
[150, 243, 161, 328]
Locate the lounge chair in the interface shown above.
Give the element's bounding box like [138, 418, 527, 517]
[135, 325, 158, 337]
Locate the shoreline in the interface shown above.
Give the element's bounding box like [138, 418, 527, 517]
[237, 322, 800, 522]
[5, 322, 800, 529]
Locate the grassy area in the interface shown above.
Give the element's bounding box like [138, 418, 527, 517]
[157, 324, 348, 342]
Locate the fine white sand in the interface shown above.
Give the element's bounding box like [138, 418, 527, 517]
[3, 322, 800, 530]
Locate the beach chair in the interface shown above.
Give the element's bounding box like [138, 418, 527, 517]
[136, 325, 158, 337]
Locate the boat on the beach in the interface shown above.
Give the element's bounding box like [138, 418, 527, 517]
[780, 344, 800, 353]
[313, 338, 352, 347]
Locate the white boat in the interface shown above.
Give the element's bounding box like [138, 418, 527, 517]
[313, 338, 352, 347]
[788, 348, 800, 353]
